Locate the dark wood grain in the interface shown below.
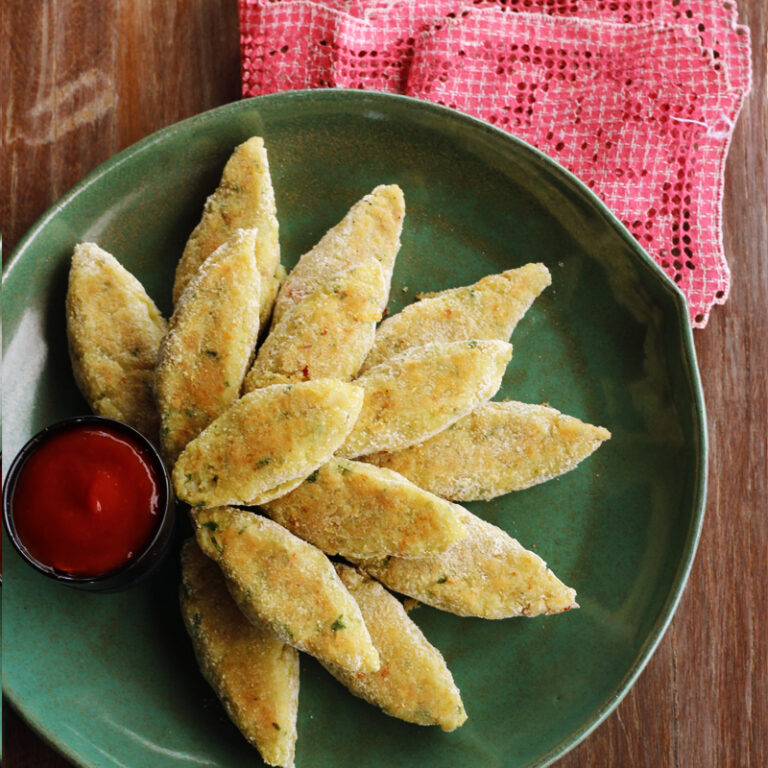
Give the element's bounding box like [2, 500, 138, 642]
[558, 2, 768, 764]
[0, 0, 239, 249]
[2, 1, 766, 766]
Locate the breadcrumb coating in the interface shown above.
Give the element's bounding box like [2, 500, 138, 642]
[173, 379, 364, 506]
[367, 401, 611, 500]
[180, 539, 299, 768]
[271, 184, 403, 326]
[156, 229, 261, 465]
[339, 340, 512, 458]
[193, 507, 380, 673]
[263, 458, 466, 558]
[360, 263, 550, 372]
[66, 242, 167, 439]
[355, 506, 578, 619]
[173, 136, 282, 327]
[322, 565, 467, 732]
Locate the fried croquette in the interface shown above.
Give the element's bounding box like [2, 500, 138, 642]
[360, 263, 550, 372]
[66, 242, 167, 439]
[366, 401, 611, 500]
[180, 539, 299, 768]
[244, 260, 385, 390]
[321, 565, 467, 731]
[172, 136, 282, 327]
[338, 340, 512, 458]
[173, 379, 364, 507]
[355, 506, 578, 618]
[271, 184, 403, 327]
[193, 507, 380, 673]
[263, 458, 466, 558]
[156, 228, 261, 465]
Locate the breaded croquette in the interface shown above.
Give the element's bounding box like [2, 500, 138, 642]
[322, 565, 467, 732]
[155, 229, 262, 465]
[244, 260, 385, 391]
[66, 243, 167, 439]
[173, 379, 364, 507]
[360, 263, 551, 372]
[179, 540, 299, 768]
[172, 136, 282, 327]
[366, 401, 611, 500]
[338, 340, 512, 459]
[263, 459, 466, 558]
[193, 507, 380, 673]
[354, 506, 578, 618]
[271, 185, 403, 327]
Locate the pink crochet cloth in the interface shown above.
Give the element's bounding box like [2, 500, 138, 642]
[240, 0, 751, 327]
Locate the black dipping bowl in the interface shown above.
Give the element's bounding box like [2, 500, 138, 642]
[2, 415, 175, 593]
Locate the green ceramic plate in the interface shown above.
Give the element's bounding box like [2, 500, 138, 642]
[2, 90, 706, 768]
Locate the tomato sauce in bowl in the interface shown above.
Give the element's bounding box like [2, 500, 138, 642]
[3, 416, 174, 591]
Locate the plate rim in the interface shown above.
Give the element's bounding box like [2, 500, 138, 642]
[2, 88, 708, 768]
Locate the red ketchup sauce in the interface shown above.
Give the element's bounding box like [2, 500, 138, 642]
[12, 426, 161, 577]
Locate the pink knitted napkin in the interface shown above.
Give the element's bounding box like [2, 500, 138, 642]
[240, 0, 751, 327]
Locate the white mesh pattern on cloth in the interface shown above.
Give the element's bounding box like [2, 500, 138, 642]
[240, 0, 751, 326]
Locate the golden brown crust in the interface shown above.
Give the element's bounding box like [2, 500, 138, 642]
[354, 506, 578, 618]
[271, 184, 403, 327]
[244, 260, 384, 391]
[366, 401, 611, 500]
[192, 507, 380, 673]
[172, 379, 364, 507]
[172, 136, 282, 327]
[263, 459, 466, 558]
[338, 340, 513, 458]
[360, 263, 551, 372]
[65, 243, 167, 439]
[156, 229, 262, 465]
[321, 565, 467, 731]
[179, 539, 299, 768]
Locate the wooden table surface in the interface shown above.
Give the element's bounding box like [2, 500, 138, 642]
[2, 1, 766, 766]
